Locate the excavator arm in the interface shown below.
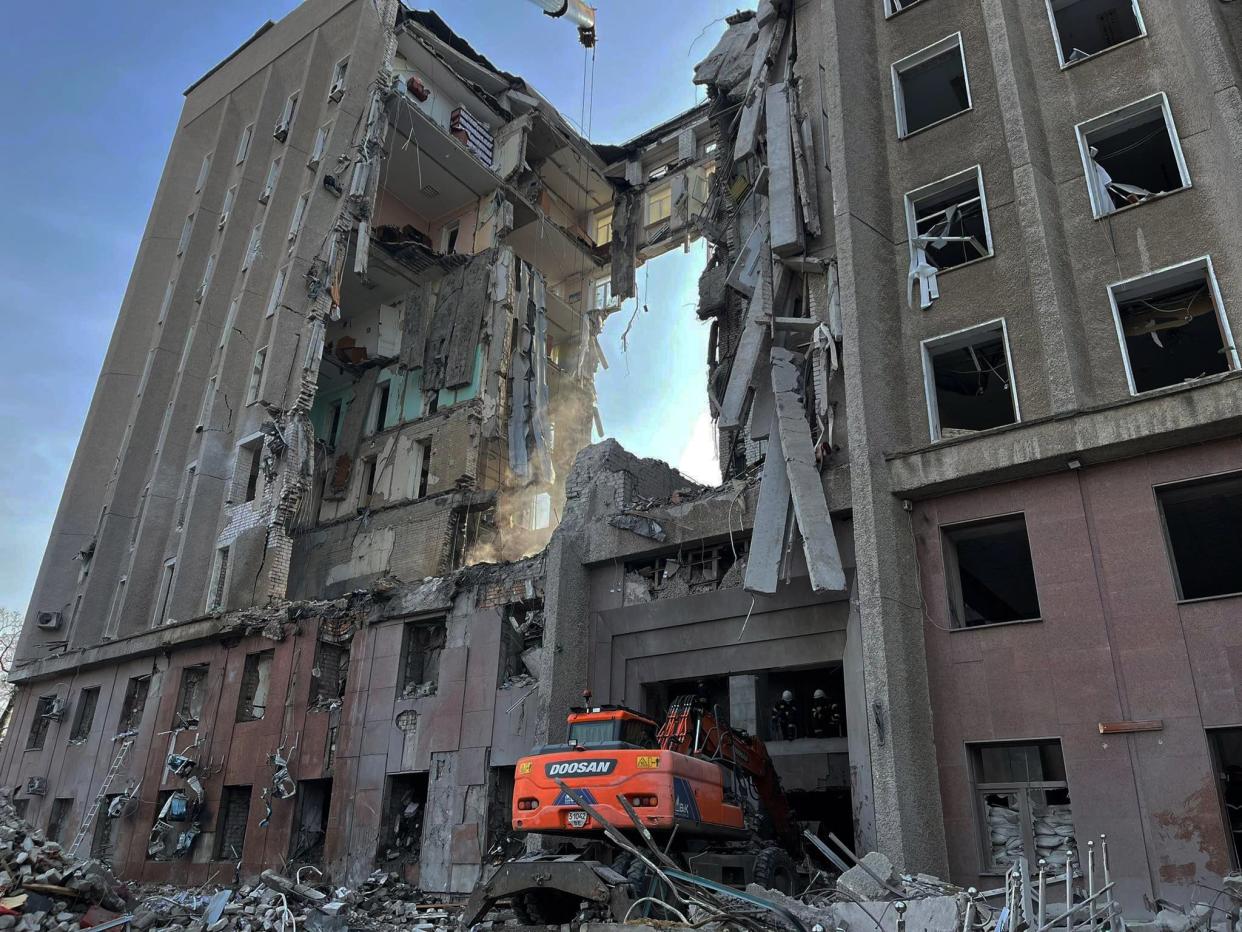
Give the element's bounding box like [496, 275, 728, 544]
[656, 695, 798, 849]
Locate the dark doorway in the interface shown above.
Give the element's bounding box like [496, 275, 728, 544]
[289, 778, 333, 867]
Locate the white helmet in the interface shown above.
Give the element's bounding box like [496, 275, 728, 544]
[781, 690, 795, 702]
[813, 689, 827, 699]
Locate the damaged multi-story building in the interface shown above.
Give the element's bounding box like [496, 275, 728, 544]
[5, 0, 1242, 916]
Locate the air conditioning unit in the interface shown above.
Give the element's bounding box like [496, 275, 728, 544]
[273, 119, 290, 143]
[42, 698, 66, 722]
[328, 80, 346, 103]
[24, 777, 47, 797]
[35, 611, 62, 631]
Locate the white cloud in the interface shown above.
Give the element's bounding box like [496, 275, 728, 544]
[676, 410, 722, 486]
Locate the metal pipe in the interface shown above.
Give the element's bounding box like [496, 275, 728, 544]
[1086, 841, 1096, 931]
[1034, 881, 1116, 932]
[1037, 859, 1048, 929]
[1065, 848, 1075, 932]
[894, 900, 906, 932]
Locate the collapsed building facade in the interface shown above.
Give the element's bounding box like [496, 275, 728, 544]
[4, 0, 1242, 918]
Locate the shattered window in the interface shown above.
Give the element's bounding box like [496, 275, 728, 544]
[923, 321, 1017, 439]
[400, 619, 447, 698]
[942, 514, 1041, 627]
[623, 542, 745, 603]
[246, 347, 267, 405]
[1047, 0, 1144, 67]
[1157, 472, 1242, 601]
[69, 687, 100, 742]
[1077, 94, 1189, 218]
[1108, 259, 1236, 394]
[380, 773, 427, 864]
[46, 798, 72, 844]
[907, 167, 992, 274]
[236, 650, 274, 723]
[214, 785, 252, 861]
[118, 676, 151, 735]
[174, 665, 209, 728]
[26, 696, 56, 750]
[972, 740, 1074, 872]
[892, 33, 971, 137]
[311, 639, 350, 706]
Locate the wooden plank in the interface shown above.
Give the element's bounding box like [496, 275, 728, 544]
[1098, 720, 1163, 734]
[771, 347, 846, 592]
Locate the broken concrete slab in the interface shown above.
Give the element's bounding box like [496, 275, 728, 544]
[719, 249, 772, 429]
[610, 189, 639, 301]
[744, 408, 790, 595]
[770, 347, 846, 592]
[766, 82, 805, 258]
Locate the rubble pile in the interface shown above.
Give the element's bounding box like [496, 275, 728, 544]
[0, 801, 128, 931]
[133, 872, 456, 932]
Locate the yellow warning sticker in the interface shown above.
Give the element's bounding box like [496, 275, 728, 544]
[636, 755, 660, 770]
[519, 761, 532, 775]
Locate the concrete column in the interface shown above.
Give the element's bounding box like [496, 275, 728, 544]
[729, 674, 759, 735]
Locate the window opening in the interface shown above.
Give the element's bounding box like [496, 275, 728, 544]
[243, 223, 262, 271]
[289, 192, 310, 246]
[261, 156, 281, 203]
[153, 559, 176, 626]
[1209, 727, 1242, 868]
[178, 465, 196, 528]
[906, 167, 992, 309]
[311, 639, 350, 707]
[235, 650, 274, 723]
[379, 774, 427, 866]
[46, 798, 72, 843]
[1108, 258, 1236, 394]
[309, 122, 332, 169]
[220, 185, 236, 229]
[208, 547, 230, 611]
[441, 221, 460, 254]
[239, 440, 263, 503]
[413, 440, 432, 499]
[1077, 94, 1189, 217]
[1047, 0, 1144, 66]
[247, 347, 267, 404]
[117, 676, 151, 735]
[595, 209, 613, 245]
[329, 58, 349, 101]
[400, 619, 447, 698]
[885, 0, 927, 13]
[177, 214, 195, 256]
[274, 93, 298, 142]
[174, 665, 209, 728]
[892, 33, 971, 137]
[971, 740, 1075, 871]
[266, 266, 289, 317]
[289, 779, 333, 867]
[195, 153, 212, 194]
[923, 320, 1018, 439]
[360, 457, 378, 508]
[26, 696, 57, 750]
[1157, 472, 1242, 601]
[942, 514, 1041, 627]
[105, 577, 127, 638]
[236, 124, 254, 164]
[647, 186, 672, 224]
[374, 381, 392, 433]
[69, 687, 100, 742]
[214, 785, 252, 860]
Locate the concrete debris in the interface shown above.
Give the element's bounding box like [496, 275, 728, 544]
[609, 189, 639, 301]
[691, 14, 757, 96]
[608, 513, 667, 542]
[834, 850, 898, 901]
[133, 870, 456, 932]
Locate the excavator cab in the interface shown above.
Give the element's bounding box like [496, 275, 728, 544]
[565, 706, 659, 750]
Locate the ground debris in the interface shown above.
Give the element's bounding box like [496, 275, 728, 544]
[134, 870, 458, 932]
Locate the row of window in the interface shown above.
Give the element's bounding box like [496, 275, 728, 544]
[887, 0, 1145, 72]
[938, 470, 1242, 630]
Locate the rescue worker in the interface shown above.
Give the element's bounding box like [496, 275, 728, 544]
[771, 689, 799, 740]
[810, 688, 843, 737]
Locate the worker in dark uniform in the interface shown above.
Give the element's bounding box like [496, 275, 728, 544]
[810, 689, 832, 737]
[771, 690, 799, 740]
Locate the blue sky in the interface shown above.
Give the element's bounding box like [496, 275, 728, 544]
[0, 1, 732, 613]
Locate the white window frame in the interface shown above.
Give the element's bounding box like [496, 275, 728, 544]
[440, 220, 460, 253]
[308, 122, 332, 170]
[158, 281, 175, 325]
[243, 222, 263, 272]
[904, 164, 994, 274]
[266, 265, 289, 318]
[219, 296, 240, 351]
[194, 153, 212, 194]
[247, 346, 268, 405]
[1044, 0, 1147, 69]
[105, 576, 128, 639]
[177, 214, 195, 257]
[196, 253, 216, 303]
[219, 185, 237, 230]
[196, 376, 217, 432]
[236, 124, 254, 164]
[647, 184, 673, 225]
[275, 92, 298, 142]
[891, 32, 972, 139]
[1075, 92, 1191, 220]
[152, 559, 177, 628]
[288, 191, 311, 247]
[260, 156, 282, 204]
[178, 462, 197, 528]
[884, 0, 928, 16]
[328, 57, 349, 101]
[920, 318, 1021, 441]
[1106, 255, 1239, 396]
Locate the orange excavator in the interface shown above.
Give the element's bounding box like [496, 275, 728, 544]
[464, 691, 803, 925]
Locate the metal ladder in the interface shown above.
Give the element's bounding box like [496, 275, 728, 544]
[67, 738, 133, 857]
